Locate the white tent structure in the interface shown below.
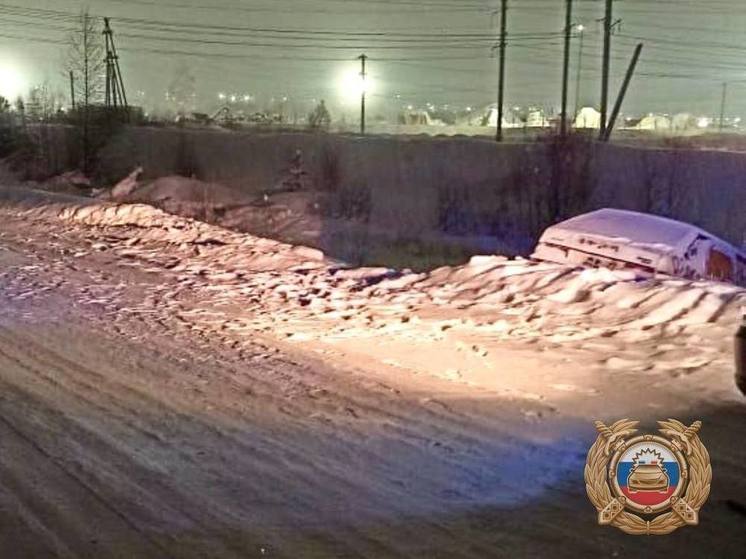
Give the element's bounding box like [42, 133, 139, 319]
[635, 114, 671, 131]
[573, 107, 601, 129]
[482, 106, 517, 128]
[532, 208, 746, 286]
[398, 109, 439, 126]
[671, 113, 697, 131]
[525, 109, 547, 128]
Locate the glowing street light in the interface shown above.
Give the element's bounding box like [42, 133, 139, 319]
[0, 62, 26, 100]
[338, 66, 369, 102]
[218, 92, 226, 100]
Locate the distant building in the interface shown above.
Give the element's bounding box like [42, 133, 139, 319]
[398, 109, 440, 126]
[573, 107, 601, 129]
[671, 113, 697, 131]
[525, 108, 548, 128]
[634, 114, 671, 131]
[480, 105, 526, 128]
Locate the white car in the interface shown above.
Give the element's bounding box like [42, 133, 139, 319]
[532, 208, 746, 287]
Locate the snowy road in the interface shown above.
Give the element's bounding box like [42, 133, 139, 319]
[1, 194, 745, 557]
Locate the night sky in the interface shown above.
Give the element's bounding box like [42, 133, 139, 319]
[1, 0, 744, 119]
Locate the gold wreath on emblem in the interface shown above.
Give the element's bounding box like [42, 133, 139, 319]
[584, 419, 711, 535]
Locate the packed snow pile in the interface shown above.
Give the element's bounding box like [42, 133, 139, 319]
[124, 175, 253, 207]
[10, 199, 745, 409]
[45, 170, 91, 192]
[25, 201, 327, 270]
[107, 174, 326, 248]
[109, 166, 143, 198]
[111, 175, 257, 224]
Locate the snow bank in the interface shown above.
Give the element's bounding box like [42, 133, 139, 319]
[15, 198, 744, 407]
[27, 201, 330, 271]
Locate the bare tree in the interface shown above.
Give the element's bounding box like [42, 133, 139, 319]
[26, 82, 61, 122]
[0, 95, 13, 156]
[65, 8, 104, 172]
[66, 8, 104, 109]
[166, 62, 197, 119]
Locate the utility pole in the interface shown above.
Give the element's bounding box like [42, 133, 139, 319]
[496, 0, 507, 142]
[574, 24, 584, 117]
[600, 0, 613, 138]
[69, 70, 76, 111]
[358, 54, 367, 135]
[603, 43, 643, 142]
[102, 18, 129, 112]
[719, 82, 727, 131]
[560, 0, 573, 136]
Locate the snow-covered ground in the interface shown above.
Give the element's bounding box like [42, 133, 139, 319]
[18, 198, 746, 414]
[1, 189, 745, 557]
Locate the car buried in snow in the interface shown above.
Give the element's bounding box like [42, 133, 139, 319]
[532, 208, 746, 287]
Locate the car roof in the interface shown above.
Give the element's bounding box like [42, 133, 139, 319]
[549, 208, 705, 251]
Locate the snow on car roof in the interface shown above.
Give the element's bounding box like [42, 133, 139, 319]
[548, 208, 702, 250]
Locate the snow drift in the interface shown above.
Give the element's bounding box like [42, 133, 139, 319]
[11, 198, 738, 407]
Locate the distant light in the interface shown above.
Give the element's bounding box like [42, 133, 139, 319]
[406, 104, 413, 110]
[735, 117, 742, 124]
[282, 96, 288, 102]
[576, 24, 585, 32]
[696, 117, 709, 128]
[0, 62, 25, 99]
[243, 94, 251, 102]
[337, 64, 372, 104]
[466, 106, 472, 112]
[230, 94, 237, 102]
[218, 92, 226, 100]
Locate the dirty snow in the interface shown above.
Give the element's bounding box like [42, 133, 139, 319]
[10, 199, 745, 414]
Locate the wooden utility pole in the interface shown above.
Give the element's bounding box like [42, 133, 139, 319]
[496, 0, 507, 142]
[574, 25, 584, 117]
[560, 0, 573, 136]
[69, 70, 76, 110]
[358, 54, 367, 135]
[603, 43, 643, 142]
[719, 82, 727, 131]
[600, 0, 613, 138]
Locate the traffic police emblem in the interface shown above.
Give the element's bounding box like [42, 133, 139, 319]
[585, 419, 711, 535]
